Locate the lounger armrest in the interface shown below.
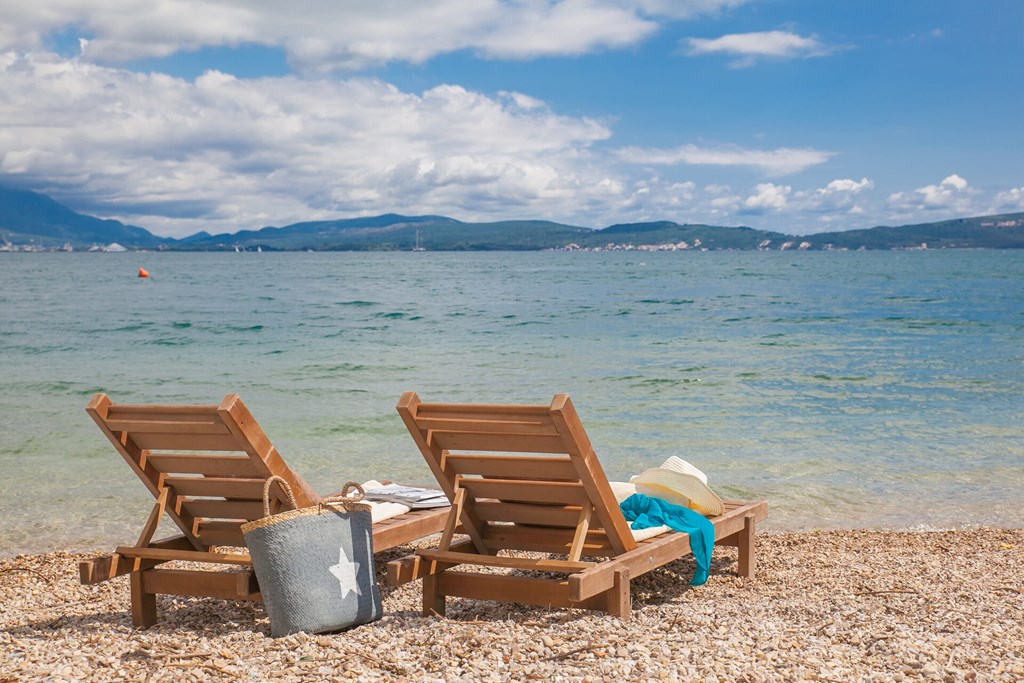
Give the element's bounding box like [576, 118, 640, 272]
[79, 535, 197, 585]
[386, 538, 478, 585]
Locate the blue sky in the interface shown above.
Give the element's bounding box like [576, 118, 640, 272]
[0, 1, 1021, 237]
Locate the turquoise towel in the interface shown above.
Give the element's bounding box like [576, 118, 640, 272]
[619, 493, 715, 586]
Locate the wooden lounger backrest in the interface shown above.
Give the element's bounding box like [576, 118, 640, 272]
[87, 393, 318, 550]
[397, 392, 637, 558]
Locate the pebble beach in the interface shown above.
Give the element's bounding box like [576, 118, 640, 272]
[2, 528, 1022, 682]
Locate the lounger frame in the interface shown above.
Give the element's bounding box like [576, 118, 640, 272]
[387, 392, 768, 619]
[81, 393, 448, 627]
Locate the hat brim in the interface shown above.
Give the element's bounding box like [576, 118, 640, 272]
[632, 468, 724, 516]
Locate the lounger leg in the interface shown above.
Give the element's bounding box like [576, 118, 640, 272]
[738, 514, 756, 578]
[423, 573, 446, 617]
[606, 568, 631, 620]
[130, 571, 157, 628]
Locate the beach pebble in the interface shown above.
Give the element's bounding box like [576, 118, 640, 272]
[2, 528, 1023, 681]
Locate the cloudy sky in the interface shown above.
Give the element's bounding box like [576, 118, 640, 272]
[0, 0, 1021, 237]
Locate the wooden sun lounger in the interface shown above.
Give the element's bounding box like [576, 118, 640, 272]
[387, 392, 768, 620]
[80, 393, 448, 628]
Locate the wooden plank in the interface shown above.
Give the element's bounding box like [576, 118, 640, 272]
[443, 454, 578, 480]
[144, 453, 263, 477]
[415, 404, 552, 419]
[473, 501, 583, 527]
[415, 417, 558, 436]
[428, 430, 568, 454]
[181, 498, 265, 520]
[162, 476, 265, 498]
[106, 404, 219, 416]
[386, 539, 477, 585]
[372, 507, 449, 553]
[79, 535, 195, 585]
[458, 478, 588, 505]
[141, 568, 260, 600]
[430, 572, 617, 610]
[116, 546, 252, 566]
[194, 520, 246, 547]
[103, 418, 230, 435]
[130, 432, 247, 452]
[418, 550, 595, 573]
[568, 531, 694, 601]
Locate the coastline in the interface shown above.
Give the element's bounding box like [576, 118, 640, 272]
[2, 528, 1021, 682]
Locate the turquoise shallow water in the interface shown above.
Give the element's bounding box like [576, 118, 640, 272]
[1, 250, 1022, 555]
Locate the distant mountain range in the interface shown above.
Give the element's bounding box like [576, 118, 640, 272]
[2, 184, 1023, 251]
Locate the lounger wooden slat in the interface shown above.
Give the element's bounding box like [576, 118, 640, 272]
[107, 404, 220, 416]
[428, 431, 568, 454]
[143, 454, 263, 477]
[416, 404, 553, 418]
[193, 520, 247, 547]
[130, 433, 248, 452]
[102, 419, 231, 435]
[161, 476, 266, 499]
[472, 500, 583, 526]
[457, 478, 589, 505]
[181, 499, 266, 520]
[443, 454, 578, 480]
[388, 391, 769, 619]
[415, 417, 559, 435]
[82, 393, 449, 628]
[140, 568, 260, 600]
[115, 546, 253, 566]
[79, 535, 195, 585]
[428, 573, 611, 614]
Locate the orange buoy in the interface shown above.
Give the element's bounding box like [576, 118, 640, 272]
[138, 267, 150, 278]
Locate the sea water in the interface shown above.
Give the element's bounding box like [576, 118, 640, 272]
[1, 250, 1021, 555]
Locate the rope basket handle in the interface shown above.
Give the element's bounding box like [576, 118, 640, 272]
[263, 475, 299, 518]
[319, 481, 365, 512]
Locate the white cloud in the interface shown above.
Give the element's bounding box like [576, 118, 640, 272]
[683, 30, 833, 67]
[617, 143, 834, 175]
[940, 173, 967, 191]
[0, 52, 615, 236]
[994, 186, 1024, 210]
[0, 0, 746, 70]
[743, 182, 790, 212]
[820, 177, 873, 194]
[887, 174, 975, 214]
[792, 177, 874, 215]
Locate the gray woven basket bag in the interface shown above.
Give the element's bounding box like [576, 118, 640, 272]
[241, 477, 383, 637]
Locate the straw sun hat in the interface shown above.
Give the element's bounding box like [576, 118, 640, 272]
[629, 456, 724, 516]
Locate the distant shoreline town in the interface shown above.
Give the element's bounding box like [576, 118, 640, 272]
[2, 184, 1022, 252]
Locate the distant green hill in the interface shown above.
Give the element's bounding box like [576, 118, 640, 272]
[810, 215, 1024, 250]
[577, 221, 788, 250]
[0, 186, 169, 248]
[2, 183, 1023, 251]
